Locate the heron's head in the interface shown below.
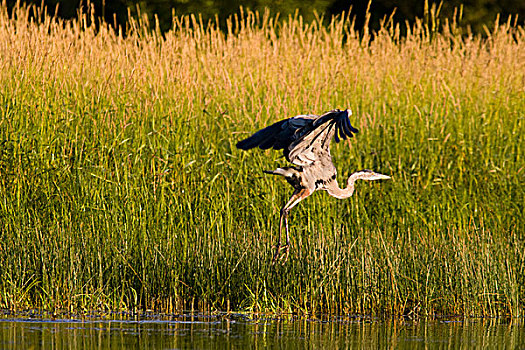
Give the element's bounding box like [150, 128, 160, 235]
[350, 169, 391, 182]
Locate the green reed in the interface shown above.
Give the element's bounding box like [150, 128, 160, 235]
[0, 3, 523, 316]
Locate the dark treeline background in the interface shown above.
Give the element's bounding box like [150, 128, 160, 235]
[7, 0, 525, 33]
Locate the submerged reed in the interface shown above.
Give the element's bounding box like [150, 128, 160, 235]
[0, 3, 524, 316]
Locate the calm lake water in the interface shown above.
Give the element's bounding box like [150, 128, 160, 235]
[1, 313, 524, 349]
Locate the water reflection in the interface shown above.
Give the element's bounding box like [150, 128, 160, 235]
[0, 314, 523, 349]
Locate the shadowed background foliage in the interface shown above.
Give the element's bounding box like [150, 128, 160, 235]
[5, 0, 525, 33]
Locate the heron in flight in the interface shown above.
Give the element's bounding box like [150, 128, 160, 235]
[236, 109, 390, 262]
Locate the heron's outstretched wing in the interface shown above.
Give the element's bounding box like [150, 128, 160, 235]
[236, 109, 358, 166]
[287, 109, 358, 166]
[236, 114, 316, 151]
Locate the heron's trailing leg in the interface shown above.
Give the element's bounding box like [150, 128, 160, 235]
[273, 188, 311, 263]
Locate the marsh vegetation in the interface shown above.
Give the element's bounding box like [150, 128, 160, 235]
[0, 3, 524, 316]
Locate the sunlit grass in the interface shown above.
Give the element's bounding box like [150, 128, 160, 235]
[0, 3, 524, 316]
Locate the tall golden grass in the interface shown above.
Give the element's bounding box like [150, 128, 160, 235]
[0, 2, 524, 316]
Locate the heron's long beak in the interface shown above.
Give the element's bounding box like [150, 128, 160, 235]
[376, 174, 391, 180]
[367, 173, 391, 181]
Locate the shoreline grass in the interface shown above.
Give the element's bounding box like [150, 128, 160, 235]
[0, 3, 524, 316]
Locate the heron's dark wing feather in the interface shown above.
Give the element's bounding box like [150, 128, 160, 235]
[337, 122, 346, 141]
[236, 119, 288, 150]
[343, 116, 358, 136]
[236, 115, 316, 151]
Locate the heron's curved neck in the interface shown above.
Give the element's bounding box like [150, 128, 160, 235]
[326, 174, 358, 199]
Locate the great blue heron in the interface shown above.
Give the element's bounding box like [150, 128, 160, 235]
[237, 109, 390, 262]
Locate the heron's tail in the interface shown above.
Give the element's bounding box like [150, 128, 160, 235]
[263, 169, 282, 176]
[263, 167, 296, 177]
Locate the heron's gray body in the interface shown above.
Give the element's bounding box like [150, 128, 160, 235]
[266, 156, 337, 193]
[236, 109, 390, 262]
